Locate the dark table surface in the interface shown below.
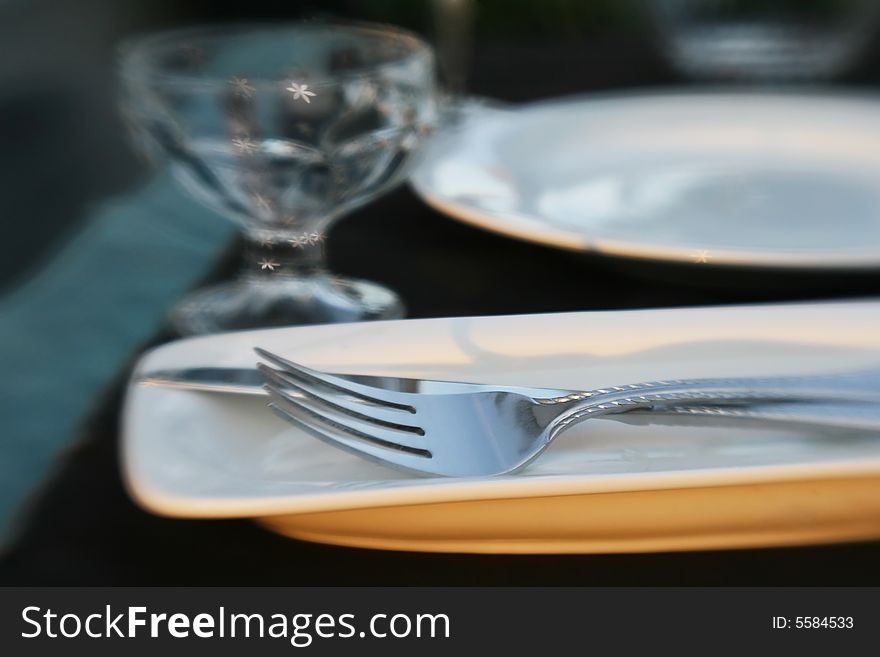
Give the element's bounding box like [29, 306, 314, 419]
[3, 36, 880, 585]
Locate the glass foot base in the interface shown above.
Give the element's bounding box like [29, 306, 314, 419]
[170, 274, 405, 335]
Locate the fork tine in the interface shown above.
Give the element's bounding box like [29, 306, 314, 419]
[264, 383, 432, 455]
[266, 402, 434, 476]
[268, 392, 431, 475]
[257, 364, 424, 433]
[254, 347, 416, 413]
[264, 395, 429, 474]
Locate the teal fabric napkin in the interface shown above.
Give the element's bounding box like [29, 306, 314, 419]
[0, 173, 234, 540]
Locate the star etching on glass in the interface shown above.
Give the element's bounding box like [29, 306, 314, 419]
[289, 231, 325, 248]
[286, 82, 316, 104]
[258, 258, 280, 271]
[229, 76, 255, 98]
[232, 137, 258, 155]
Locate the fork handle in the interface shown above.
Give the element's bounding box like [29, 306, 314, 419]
[611, 400, 880, 434]
[547, 371, 880, 437]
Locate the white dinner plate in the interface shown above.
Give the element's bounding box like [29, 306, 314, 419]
[123, 301, 880, 553]
[411, 92, 880, 269]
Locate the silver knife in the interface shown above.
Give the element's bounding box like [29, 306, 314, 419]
[137, 367, 573, 397]
[136, 367, 880, 432]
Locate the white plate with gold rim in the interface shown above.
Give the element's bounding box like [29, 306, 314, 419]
[411, 92, 880, 269]
[123, 301, 880, 553]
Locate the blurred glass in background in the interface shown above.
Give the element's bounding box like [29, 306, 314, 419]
[648, 0, 880, 81]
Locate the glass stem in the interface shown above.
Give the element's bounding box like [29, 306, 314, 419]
[243, 231, 328, 279]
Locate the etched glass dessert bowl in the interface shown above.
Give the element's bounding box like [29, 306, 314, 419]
[120, 22, 437, 333]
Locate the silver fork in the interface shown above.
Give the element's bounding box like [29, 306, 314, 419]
[255, 348, 880, 477]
